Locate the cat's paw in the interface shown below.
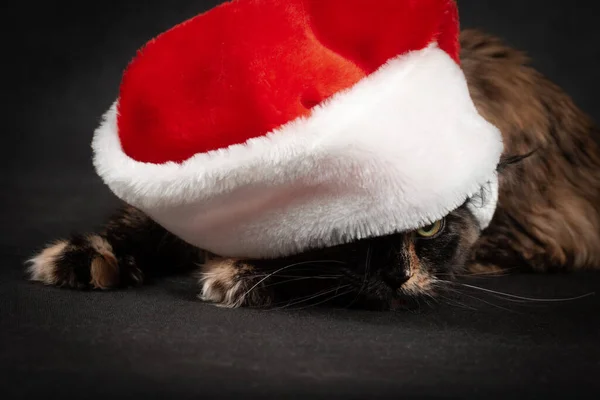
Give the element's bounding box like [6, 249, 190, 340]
[27, 234, 143, 290]
[198, 258, 271, 308]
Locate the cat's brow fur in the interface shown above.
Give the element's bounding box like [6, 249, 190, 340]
[26, 30, 600, 308]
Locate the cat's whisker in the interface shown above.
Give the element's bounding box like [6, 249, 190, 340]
[431, 281, 477, 310]
[244, 273, 343, 280]
[344, 244, 373, 308]
[456, 282, 596, 303]
[431, 280, 504, 311]
[413, 297, 425, 312]
[284, 287, 356, 311]
[434, 279, 595, 312]
[438, 270, 513, 278]
[485, 294, 536, 304]
[420, 295, 437, 309]
[436, 294, 479, 311]
[424, 291, 440, 306]
[269, 267, 346, 274]
[452, 289, 518, 313]
[261, 275, 343, 289]
[244, 286, 346, 310]
[273, 286, 349, 310]
[269, 284, 353, 310]
[436, 286, 508, 312]
[240, 259, 348, 300]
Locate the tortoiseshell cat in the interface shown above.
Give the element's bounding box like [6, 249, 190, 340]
[27, 30, 600, 310]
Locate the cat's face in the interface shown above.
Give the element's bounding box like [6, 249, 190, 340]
[247, 157, 528, 310]
[339, 203, 481, 308]
[250, 201, 481, 310]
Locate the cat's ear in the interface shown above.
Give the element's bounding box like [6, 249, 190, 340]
[496, 149, 538, 173]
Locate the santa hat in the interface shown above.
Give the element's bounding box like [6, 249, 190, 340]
[92, 0, 503, 259]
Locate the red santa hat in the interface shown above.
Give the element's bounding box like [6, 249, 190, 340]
[92, 0, 503, 259]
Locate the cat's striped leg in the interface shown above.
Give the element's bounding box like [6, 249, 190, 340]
[27, 205, 199, 290]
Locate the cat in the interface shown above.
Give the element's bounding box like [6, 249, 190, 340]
[27, 30, 600, 310]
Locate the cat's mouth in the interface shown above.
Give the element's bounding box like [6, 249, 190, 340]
[390, 297, 409, 311]
[333, 274, 435, 311]
[350, 289, 427, 311]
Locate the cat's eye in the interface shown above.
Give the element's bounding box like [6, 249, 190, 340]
[416, 219, 444, 238]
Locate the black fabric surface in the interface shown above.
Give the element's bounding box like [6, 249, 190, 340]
[3, 1, 600, 398]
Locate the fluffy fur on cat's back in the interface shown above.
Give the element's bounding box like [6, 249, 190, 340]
[460, 29, 600, 272]
[26, 30, 600, 307]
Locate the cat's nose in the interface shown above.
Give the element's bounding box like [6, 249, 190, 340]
[381, 270, 410, 289]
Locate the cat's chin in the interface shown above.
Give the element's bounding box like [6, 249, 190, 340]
[389, 298, 410, 311]
[345, 289, 429, 312]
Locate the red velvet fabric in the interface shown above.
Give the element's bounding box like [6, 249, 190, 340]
[117, 0, 460, 164]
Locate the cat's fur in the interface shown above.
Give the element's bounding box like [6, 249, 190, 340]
[27, 30, 600, 310]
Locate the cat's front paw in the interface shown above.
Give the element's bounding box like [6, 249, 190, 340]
[198, 258, 271, 308]
[27, 234, 142, 290]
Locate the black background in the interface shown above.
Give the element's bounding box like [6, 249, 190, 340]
[2, 1, 600, 399]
